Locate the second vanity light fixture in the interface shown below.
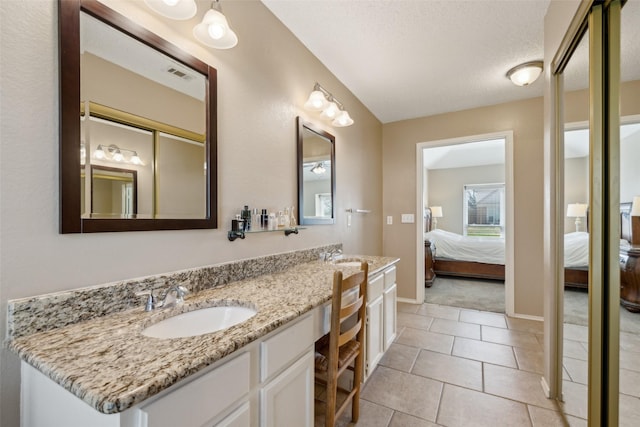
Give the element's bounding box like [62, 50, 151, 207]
[304, 83, 354, 127]
[144, 0, 238, 49]
[93, 144, 143, 165]
[506, 60, 543, 86]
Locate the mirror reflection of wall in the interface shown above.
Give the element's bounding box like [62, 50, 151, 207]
[89, 166, 137, 218]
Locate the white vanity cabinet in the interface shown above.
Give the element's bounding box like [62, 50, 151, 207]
[364, 265, 397, 380]
[20, 314, 314, 427]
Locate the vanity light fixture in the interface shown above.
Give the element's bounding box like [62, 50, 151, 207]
[310, 162, 326, 175]
[93, 144, 143, 165]
[143, 0, 197, 20]
[506, 60, 543, 86]
[193, 0, 238, 49]
[304, 83, 354, 127]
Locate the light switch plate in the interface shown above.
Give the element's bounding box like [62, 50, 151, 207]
[386, 216, 393, 225]
[401, 214, 415, 223]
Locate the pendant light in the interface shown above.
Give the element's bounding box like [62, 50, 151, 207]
[193, 0, 238, 49]
[143, 0, 197, 20]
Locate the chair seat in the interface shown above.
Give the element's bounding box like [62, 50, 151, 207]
[314, 340, 360, 373]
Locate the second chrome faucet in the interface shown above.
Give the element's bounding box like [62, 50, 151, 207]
[137, 284, 190, 312]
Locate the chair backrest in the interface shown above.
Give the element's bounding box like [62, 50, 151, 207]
[330, 262, 368, 351]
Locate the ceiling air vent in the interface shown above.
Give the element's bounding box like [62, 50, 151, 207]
[166, 66, 193, 81]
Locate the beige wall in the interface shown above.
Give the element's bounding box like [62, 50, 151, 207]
[383, 97, 544, 316]
[564, 156, 589, 233]
[427, 164, 505, 235]
[0, 1, 382, 424]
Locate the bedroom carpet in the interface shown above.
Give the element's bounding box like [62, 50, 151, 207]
[425, 277, 505, 313]
[425, 277, 640, 333]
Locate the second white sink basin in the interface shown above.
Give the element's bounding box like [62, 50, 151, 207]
[142, 305, 257, 339]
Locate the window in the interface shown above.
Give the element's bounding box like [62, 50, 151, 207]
[463, 183, 505, 237]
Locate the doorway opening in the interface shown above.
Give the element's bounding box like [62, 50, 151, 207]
[415, 132, 514, 315]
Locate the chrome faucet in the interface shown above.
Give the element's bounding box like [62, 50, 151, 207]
[321, 248, 342, 263]
[136, 284, 189, 311]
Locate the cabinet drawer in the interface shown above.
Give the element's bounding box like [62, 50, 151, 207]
[384, 266, 396, 289]
[368, 273, 384, 303]
[261, 314, 313, 382]
[139, 352, 250, 427]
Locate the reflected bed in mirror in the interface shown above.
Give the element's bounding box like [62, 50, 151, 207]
[297, 118, 335, 225]
[59, 0, 217, 233]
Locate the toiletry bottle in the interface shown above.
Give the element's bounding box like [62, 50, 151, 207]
[252, 208, 260, 230]
[268, 212, 277, 230]
[290, 206, 297, 227]
[241, 205, 251, 231]
[277, 211, 285, 228]
[261, 209, 268, 230]
[283, 208, 290, 228]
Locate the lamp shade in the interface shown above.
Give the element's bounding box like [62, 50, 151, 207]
[144, 0, 197, 20]
[304, 90, 328, 111]
[430, 206, 443, 218]
[567, 203, 588, 218]
[332, 110, 354, 127]
[506, 61, 543, 86]
[193, 8, 238, 49]
[632, 196, 640, 216]
[320, 101, 340, 119]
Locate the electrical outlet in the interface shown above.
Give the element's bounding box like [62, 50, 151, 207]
[401, 214, 415, 223]
[386, 216, 393, 225]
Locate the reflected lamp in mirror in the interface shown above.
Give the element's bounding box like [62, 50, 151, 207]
[297, 118, 336, 225]
[567, 203, 588, 232]
[506, 60, 543, 86]
[304, 83, 354, 127]
[430, 206, 443, 229]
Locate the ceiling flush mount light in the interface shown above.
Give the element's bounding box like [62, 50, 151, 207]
[506, 60, 543, 86]
[304, 83, 354, 127]
[193, 0, 238, 49]
[144, 0, 197, 20]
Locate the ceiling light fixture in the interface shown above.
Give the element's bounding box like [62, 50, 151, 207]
[143, 0, 197, 20]
[193, 0, 238, 49]
[506, 60, 543, 86]
[304, 83, 354, 127]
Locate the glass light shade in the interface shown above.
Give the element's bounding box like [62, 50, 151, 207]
[310, 163, 326, 175]
[193, 9, 238, 49]
[321, 102, 340, 119]
[93, 145, 106, 160]
[332, 110, 354, 127]
[506, 61, 543, 86]
[131, 153, 143, 165]
[112, 150, 124, 162]
[304, 90, 328, 111]
[430, 206, 443, 217]
[567, 203, 588, 218]
[143, 0, 197, 20]
[632, 196, 640, 216]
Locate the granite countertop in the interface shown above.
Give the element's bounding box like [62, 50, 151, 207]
[8, 255, 398, 415]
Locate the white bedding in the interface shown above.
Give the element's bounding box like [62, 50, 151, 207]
[424, 229, 629, 268]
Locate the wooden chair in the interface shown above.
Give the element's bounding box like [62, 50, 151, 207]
[314, 262, 368, 426]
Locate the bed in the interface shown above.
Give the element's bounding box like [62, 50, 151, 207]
[423, 204, 633, 291]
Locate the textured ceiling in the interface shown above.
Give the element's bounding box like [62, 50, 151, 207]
[262, 0, 551, 123]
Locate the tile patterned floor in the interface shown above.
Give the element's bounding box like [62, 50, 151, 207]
[317, 302, 571, 426]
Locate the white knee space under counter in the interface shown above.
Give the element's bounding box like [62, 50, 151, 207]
[8, 251, 399, 427]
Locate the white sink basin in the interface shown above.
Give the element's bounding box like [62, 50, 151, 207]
[335, 261, 363, 267]
[142, 305, 257, 339]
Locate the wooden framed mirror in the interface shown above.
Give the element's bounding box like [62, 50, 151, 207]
[59, 0, 217, 233]
[297, 117, 335, 225]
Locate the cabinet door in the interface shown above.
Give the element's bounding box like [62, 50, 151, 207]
[366, 295, 384, 379]
[260, 350, 313, 427]
[383, 283, 397, 350]
[216, 402, 250, 427]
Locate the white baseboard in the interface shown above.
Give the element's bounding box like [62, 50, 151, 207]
[509, 312, 544, 322]
[397, 297, 421, 304]
[540, 376, 551, 399]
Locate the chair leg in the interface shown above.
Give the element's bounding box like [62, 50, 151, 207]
[325, 374, 337, 427]
[351, 353, 363, 422]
